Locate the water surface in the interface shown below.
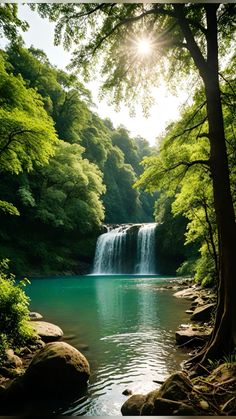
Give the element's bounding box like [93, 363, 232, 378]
[26, 275, 189, 415]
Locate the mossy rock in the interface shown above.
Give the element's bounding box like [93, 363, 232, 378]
[121, 394, 146, 415]
[24, 342, 90, 398]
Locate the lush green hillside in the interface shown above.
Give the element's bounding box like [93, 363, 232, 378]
[0, 43, 156, 275]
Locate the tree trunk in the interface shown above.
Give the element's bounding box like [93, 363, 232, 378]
[203, 75, 236, 359]
[200, 5, 236, 359]
[175, 4, 236, 360]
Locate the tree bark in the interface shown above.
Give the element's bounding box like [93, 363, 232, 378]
[175, 4, 236, 359]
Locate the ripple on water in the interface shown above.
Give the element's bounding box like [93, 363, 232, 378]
[26, 275, 190, 416]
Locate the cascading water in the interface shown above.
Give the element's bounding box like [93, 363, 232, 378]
[93, 226, 129, 274]
[136, 223, 157, 274]
[92, 223, 157, 275]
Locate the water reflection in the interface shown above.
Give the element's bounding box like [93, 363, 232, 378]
[26, 275, 189, 416]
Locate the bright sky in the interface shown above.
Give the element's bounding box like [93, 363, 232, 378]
[12, 5, 191, 145]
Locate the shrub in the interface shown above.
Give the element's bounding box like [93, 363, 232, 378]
[0, 259, 35, 361]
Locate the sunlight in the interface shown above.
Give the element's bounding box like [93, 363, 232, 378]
[136, 38, 152, 56]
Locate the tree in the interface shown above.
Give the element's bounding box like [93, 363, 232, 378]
[34, 141, 105, 232]
[33, 3, 236, 360]
[0, 4, 28, 41]
[0, 53, 58, 215]
[137, 91, 218, 284]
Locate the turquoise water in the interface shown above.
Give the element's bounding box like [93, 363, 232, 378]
[26, 275, 189, 416]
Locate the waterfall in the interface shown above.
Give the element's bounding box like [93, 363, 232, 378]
[93, 226, 129, 274]
[92, 223, 157, 275]
[136, 223, 157, 274]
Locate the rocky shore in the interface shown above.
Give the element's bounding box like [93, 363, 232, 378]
[1, 279, 235, 416]
[121, 279, 236, 416]
[0, 313, 90, 415]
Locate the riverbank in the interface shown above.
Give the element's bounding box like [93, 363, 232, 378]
[0, 274, 194, 415]
[2, 275, 235, 416]
[0, 313, 90, 415]
[121, 280, 236, 416]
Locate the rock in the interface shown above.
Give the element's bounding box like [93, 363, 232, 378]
[193, 297, 205, 306]
[30, 312, 43, 321]
[199, 400, 210, 410]
[148, 397, 183, 415]
[190, 303, 215, 321]
[0, 376, 27, 414]
[5, 349, 22, 368]
[122, 388, 132, 396]
[175, 403, 199, 415]
[210, 362, 236, 383]
[173, 287, 196, 300]
[176, 326, 212, 347]
[18, 347, 32, 356]
[30, 321, 63, 342]
[186, 309, 194, 314]
[152, 398, 196, 415]
[24, 342, 90, 398]
[158, 372, 193, 401]
[139, 372, 193, 415]
[121, 394, 146, 415]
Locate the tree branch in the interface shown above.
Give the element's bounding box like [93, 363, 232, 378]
[0, 129, 35, 156]
[173, 5, 207, 79]
[197, 133, 210, 139]
[171, 117, 207, 140]
[170, 159, 210, 171]
[92, 7, 159, 54]
[219, 72, 236, 98]
[64, 4, 108, 22]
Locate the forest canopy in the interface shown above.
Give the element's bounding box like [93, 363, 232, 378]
[0, 41, 155, 275]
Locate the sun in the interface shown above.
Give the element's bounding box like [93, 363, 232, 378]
[136, 38, 152, 56]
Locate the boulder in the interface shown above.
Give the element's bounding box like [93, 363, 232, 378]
[157, 372, 192, 401]
[152, 398, 196, 415]
[5, 349, 22, 368]
[176, 326, 212, 347]
[173, 287, 196, 300]
[121, 394, 146, 415]
[190, 303, 215, 321]
[30, 312, 43, 321]
[30, 321, 63, 342]
[192, 297, 205, 306]
[23, 342, 90, 398]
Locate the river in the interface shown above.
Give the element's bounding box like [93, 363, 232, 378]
[25, 274, 189, 415]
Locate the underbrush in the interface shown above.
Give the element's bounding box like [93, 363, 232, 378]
[0, 259, 35, 362]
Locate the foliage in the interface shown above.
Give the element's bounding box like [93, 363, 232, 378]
[136, 65, 236, 285]
[0, 43, 156, 275]
[0, 4, 28, 41]
[29, 3, 236, 358]
[32, 4, 235, 110]
[0, 54, 58, 174]
[5, 43, 155, 225]
[34, 141, 105, 232]
[0, 259, 35, 361]
[0, 200, 19, 216]
[135, 91, 217, 283]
